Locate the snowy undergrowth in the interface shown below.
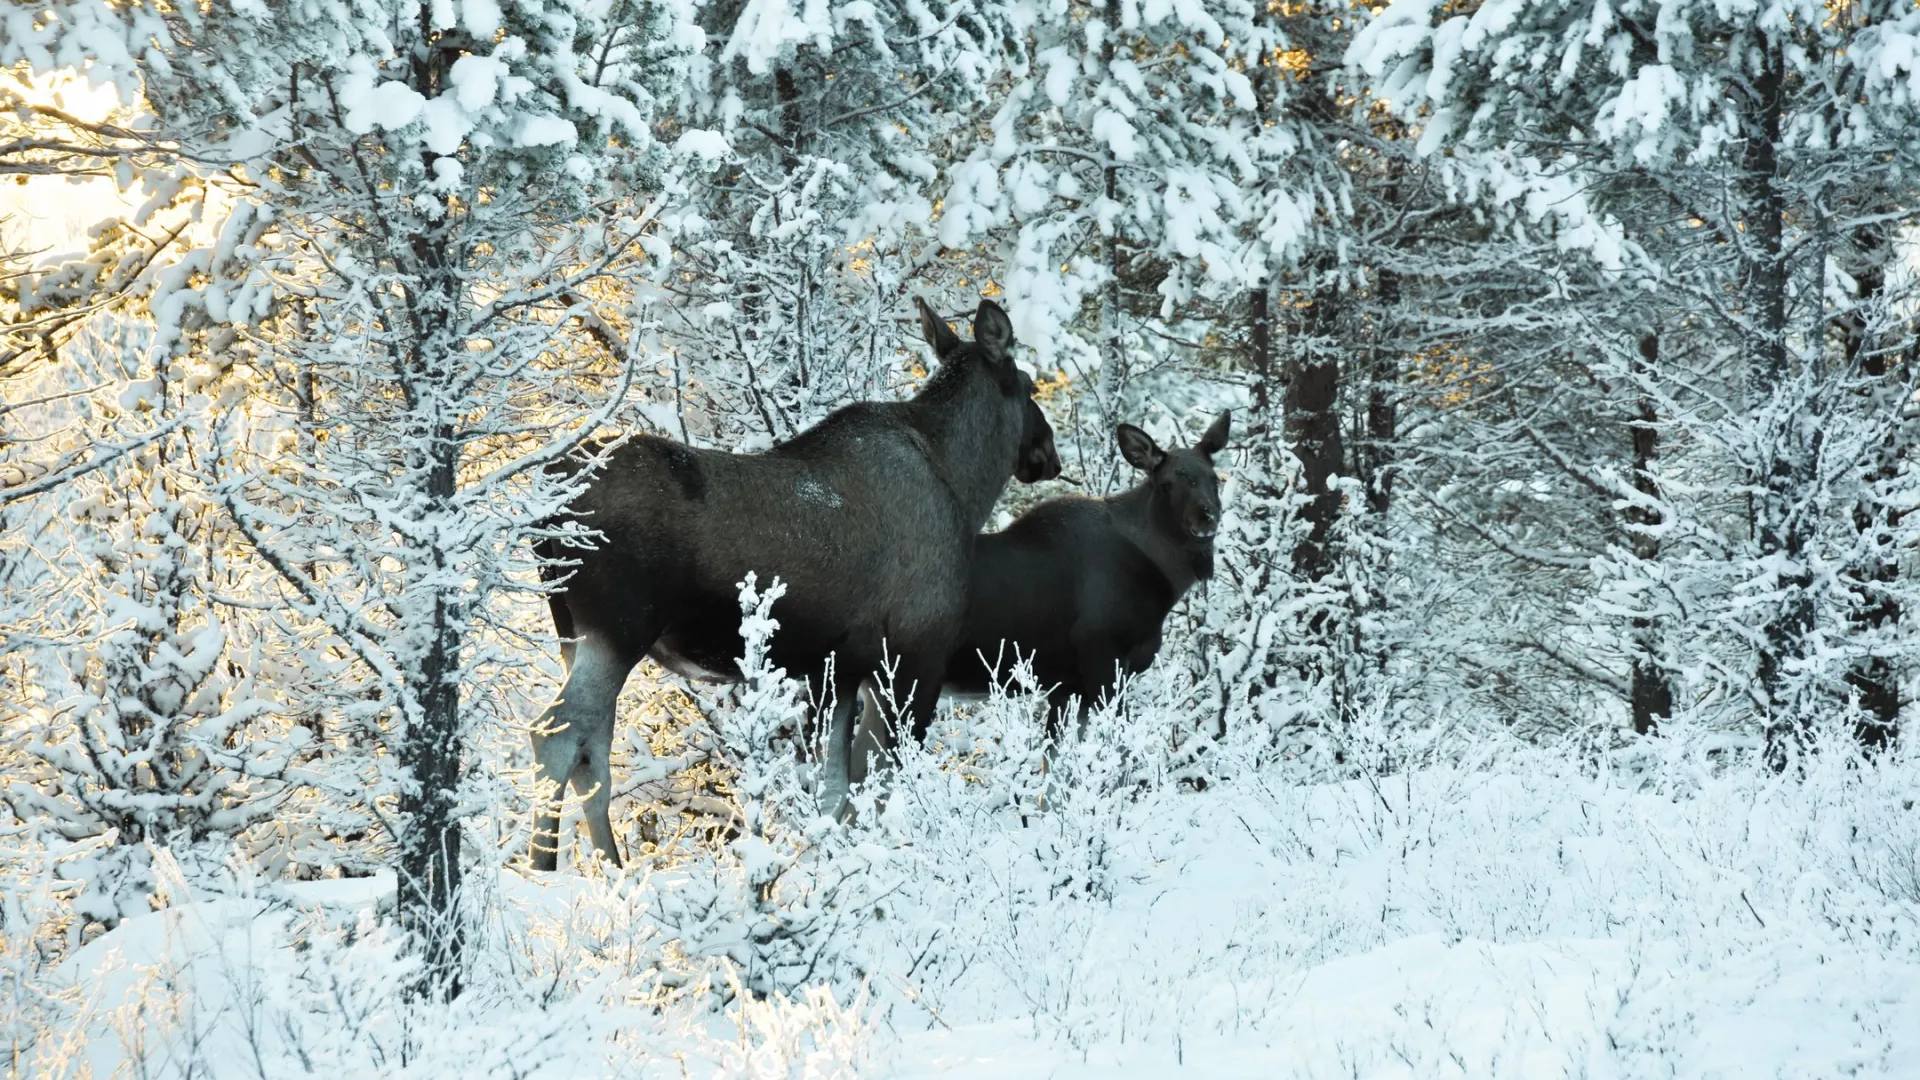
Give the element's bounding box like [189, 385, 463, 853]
[14, 691, 1918, 1078]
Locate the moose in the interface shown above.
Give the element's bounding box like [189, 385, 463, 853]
[528, 297, 1059, 870]
[942, 411, 1230, 728]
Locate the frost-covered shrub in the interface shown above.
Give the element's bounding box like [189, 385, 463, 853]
[652, 574, 897, 1004]
[2, 455, 291, 930]
[21, 855, 874, 1079]
[0, 835, 96, 1073]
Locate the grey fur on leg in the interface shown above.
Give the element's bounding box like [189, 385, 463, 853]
[848, 683, 892, 789]
[569, 746, 621, 867]
[816, 678, 864, 821]
[530, 721, 584, 873]
[529, 637, 629, 871]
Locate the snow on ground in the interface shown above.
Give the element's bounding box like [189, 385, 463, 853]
[44, 723, 1920, 1079]
[861, 738, 1920, 1080]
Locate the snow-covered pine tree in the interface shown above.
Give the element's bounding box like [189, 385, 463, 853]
[655, 0, 1005, 447]
[1348, 205, 1676, 736]
[1187, 3, 1434, 759]
[0, 60, 226, 518]
[0, 67, 197, 396]
[936, 0, 1272, 417]
[1, 332, 287, 930]
[21, 0, 690, 992]
[1349, 0, 1920, 751]
[0, 67, 299, 921]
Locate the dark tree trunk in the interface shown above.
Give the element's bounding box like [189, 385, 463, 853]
[1347, 263, 1400, 680]
[1099, 0, 1127, 389]
[774, 66, 803, 170]
[1249, 280, 1273, 419]
[1245, 0, 1279, 425]
[394, 359, 467, 997]
[1742, 43, 1815, 770]
[1839, 258, 1905, 750]
[396, 68, 467, 988]
[397, 493, 466, 1000]
[1284, 273, 1345, 584]
[775, 65, 817, 393]
[1360, 267, 1397, 518]
[1628, 333, 1672, 735]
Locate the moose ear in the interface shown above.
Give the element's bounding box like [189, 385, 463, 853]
[1197, 410, 1231, 457]
[972, 299, 1014, 356]
[916, 297, 962, 358]
[1115, 424, 1165, 472]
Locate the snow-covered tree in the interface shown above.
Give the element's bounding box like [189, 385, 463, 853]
[1348, 0, 1920, 751]
[13, 0, 691, 992]
[652, 0, 1007, 447]
[0, 68, 196, 393]
[0, 67, 220, 513]
[937, 0, 1280, 386]
[1, 373, 287, 928]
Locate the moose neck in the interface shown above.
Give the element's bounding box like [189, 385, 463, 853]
[911, 360, 1022, 532]
[1109, 483, 1214, 594]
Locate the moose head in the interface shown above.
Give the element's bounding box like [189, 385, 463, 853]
[1116, 411, 1230, 542]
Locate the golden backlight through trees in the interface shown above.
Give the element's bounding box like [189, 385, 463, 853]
[0, 69, 146, 252]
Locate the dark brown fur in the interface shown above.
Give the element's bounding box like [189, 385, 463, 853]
[947, 412, 1230, 723]
[529, 298, 1060, 869]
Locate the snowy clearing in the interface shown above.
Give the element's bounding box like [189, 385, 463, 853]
[43, 720, 1920, 1079]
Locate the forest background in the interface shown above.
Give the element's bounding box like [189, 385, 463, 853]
[2, 0, 1918, 1074]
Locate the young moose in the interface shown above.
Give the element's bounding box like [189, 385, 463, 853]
[944, 411, 1230, 725]
[531, 298, 1059, 869]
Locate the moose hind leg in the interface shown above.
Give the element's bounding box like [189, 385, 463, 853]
[848, 683, 888, 789]
[899, 660, 946, 747]
[530, 635, 633, 871]
[816, 666, 870, 820]
[573, 722, 622, 868]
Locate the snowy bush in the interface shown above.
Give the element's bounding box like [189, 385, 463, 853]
[1, 421, 292, 931]
[650, 574, 900, 1004]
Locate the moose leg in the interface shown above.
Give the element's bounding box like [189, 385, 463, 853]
[1032, 684, 1083, 815]
[530, 636, 632, 871]
[571, 727, 622, 868]
[1070, 622, 1130, 742]
[848, 683, 891, 788]
[816, 671, 865, 819]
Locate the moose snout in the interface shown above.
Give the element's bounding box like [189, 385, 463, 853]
[1190, 506, 1219, 539]
[1020, 433, 1063, 483]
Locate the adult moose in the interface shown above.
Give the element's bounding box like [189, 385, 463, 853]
[943, 411, 1230, 729]
[529, 297, 1059, 870]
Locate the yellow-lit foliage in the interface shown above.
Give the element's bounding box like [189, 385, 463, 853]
[1267, 47, 1315, 77]
[1032, 368, 1072, 400]
[845, 236, 877, 277]
[1407, 343, 1499, 407]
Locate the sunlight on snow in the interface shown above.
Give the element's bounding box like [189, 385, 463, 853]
[0, 68, 146, 254]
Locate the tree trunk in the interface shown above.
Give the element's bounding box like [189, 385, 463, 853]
[1284, 269, 1344, 584]
[1628, 333, 1672, 735]
[1283, 259, 1348, 729]
[1742, 43, 1815, 770]
[774, 65, 818, 393]
[1360, 267, 1397, 518]
[1099, 0, 1127, 390]
[398, 525, 465, 1001]
[395, 396, 466, 998]
[397, 183, 466, 994]
[1249, 279, 1273, 419]
[1839, 259, 1904, 750]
